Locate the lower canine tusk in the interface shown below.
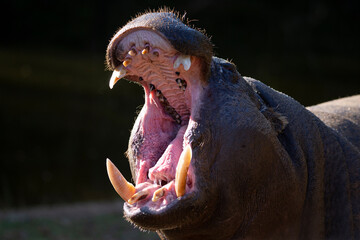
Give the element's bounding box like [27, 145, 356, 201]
[106, 158, 136, 202]
[175, 145, 192, 197]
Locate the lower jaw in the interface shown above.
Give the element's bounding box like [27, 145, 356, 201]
[137, 123, 188, 186]
[125, 169, 196, 217]
[127, 115, 195, 209]
[123, 189, 198, 230]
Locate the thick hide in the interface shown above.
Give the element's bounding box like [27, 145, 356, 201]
[105, 9, 360, 240]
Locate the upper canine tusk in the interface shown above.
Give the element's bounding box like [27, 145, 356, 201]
[175, 145, 192, 197]
[173, 55, 191, 71]
[106, 158, 136, 202]
[109, 65, 126, 89]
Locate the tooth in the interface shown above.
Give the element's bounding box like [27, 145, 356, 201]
[128, 189, 149, 205]
[173, 55, 191, 71]
[156, 90, 161, 97]
[142, 46, 150, 55]
[149, 84, 155, 91]
[109, 65, 126, 89]
[152, 187, 165, 202]
[106, 158, 136, 202]
[123, 59, 132, 67]
[175, 145, 192, 197]
[128, 49, 137, 56]
[176, 78, 182, 87]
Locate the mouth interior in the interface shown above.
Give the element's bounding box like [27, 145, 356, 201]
[111, 30, 200, 211]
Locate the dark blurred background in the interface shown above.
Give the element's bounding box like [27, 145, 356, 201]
[1, 0, 359, 209]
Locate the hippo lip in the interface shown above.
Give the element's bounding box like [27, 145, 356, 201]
[107, 28, 205, 221]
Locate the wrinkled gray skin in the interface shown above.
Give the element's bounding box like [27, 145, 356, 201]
[106, 10, 360, 240]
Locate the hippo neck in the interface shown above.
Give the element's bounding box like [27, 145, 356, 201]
[245, 77, 360, 238]
[245, 77, 327, 237]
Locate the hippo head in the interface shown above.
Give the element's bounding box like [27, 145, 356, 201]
[106, 10, 302, 240]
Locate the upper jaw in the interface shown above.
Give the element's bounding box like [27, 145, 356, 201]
[108, 29, 198, 122]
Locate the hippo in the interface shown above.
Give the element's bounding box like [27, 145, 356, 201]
[105, 9, 360, 240]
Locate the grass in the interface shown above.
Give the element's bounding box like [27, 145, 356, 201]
[0, 201, 159, 240]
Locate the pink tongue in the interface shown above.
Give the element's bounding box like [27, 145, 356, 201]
[148, 125, 187, 183]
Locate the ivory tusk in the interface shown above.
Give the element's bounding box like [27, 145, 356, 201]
[173, 55, 191, 71]
[175, 145, 192, 197]
[106, 158, 136, 202]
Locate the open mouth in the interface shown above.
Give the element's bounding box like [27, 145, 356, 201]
[106, 29, 204, 214]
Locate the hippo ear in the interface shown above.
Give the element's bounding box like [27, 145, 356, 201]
[261, 107, 288, 134]
[250, 87, 288, 134]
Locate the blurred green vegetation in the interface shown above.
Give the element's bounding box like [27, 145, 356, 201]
[0, 202, 158, 240]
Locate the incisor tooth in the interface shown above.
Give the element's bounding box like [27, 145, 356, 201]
[173, 55, 191, 71]
[142, 46, 149, 55]
[128, 189, 149, 205]
[152, 187, 165, 202]
[123, 59, 132, 67]
[106, 158, 136, 202]
[109, 65, 126, 89]
[175, 145, 192, 197]
[128, 49, 137, 56]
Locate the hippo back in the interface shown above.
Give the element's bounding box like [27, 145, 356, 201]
[307, 95, 360, 151]
[307, 95, 360, 238]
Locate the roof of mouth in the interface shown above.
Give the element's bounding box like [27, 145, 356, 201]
[106, 10, 213, 79]
[113, 29, 190, 122]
